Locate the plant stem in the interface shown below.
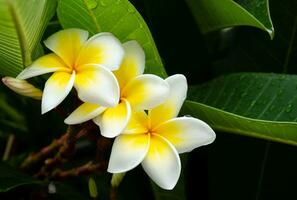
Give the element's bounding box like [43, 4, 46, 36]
[50, 161, 107, 180]
[2, 134, 15, 161]
[20, 133, 67, 170]
[255, 141, 271, 200]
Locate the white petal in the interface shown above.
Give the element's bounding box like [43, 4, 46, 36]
[142, 134, 181, 190]
[108, 134, 150, 173]
[93, 99, 131, 138]
[42, 71, 75, 114]
[122, 74, 169, 110]
[74, 64, 120, 107]
[154, 117, 216, 153]
[44, 28, 89, 67]
[76, 32, 124, 71]
[113, 40, 145, 89]
[17, 54, 70, 79]
[64, 103, 106, 125]
[149, 74, 187, 128]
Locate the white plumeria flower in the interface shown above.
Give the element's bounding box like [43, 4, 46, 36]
[17, 28, 124, 114]
[64, 41, 170, 138]
[107, 74, 216, 190]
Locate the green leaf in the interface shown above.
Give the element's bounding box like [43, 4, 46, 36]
[0, 0, 56, 77]
[185, 0, 274, 38]
[0, 162, 40, 192]
[185, 73, 297, 145]
[0, 92, 27, 133]
[208, 0, 297, 75]
[57, 0, 167, 77]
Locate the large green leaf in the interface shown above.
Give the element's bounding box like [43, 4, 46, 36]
[57, 0, 166, 77]
[0, 0, 56, 77]
[186, 0, 274, 38]
[208, 0, 297, 75]
[185, 73, 297, 145]
[0, 162, 40, 192]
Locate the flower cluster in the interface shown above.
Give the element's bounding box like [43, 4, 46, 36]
[12, 29, 215, 190]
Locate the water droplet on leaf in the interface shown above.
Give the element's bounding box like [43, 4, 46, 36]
[85, 0, 98, 9]
[285, 105, 293, 112]
[100, 0, 108, 7]
[127, 6, 135, 13]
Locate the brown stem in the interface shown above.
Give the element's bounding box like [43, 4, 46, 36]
[110, 187, 118, 200]
[96, 136, 112, 162]
[43, 126, 90, 169]
[20, 133, 67, 170]
[50, 161, 107, 180]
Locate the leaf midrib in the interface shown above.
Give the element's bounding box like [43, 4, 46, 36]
[5, 0, 31, 67]
[82, 0, 101, 32]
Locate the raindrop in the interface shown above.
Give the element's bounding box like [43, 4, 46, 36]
[277, 89, 283, 95]
[127, 6, 135, 13]
[250, 100, 256, 107]
[239, 74, 246, 80]
[85, 0, 98, 9]
[100, 0, 108, 7]
[279, 74, 286, 80]
[241, 92, 247, 98]
[285, 105, 293, 113]
[269, 105, 275, 112]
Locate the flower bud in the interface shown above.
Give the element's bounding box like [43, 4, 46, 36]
[111, 172, 126, 188]
[2, 76, 42, 100]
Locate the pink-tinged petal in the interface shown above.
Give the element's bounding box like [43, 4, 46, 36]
[44, 28, 89, 67]
[108, 134, 150, 173]
[122, 74, 169, 110]
[76, 32, 124, 71]
[17, 54, 70, 79]
[154, 117, 216, 153]
[64, 103, 106, 125]
[149, 74, 187, 128]
[42, 71, 75, 114]
[113, 40, 145, 89]
[93, 99, 131, 138]
[74, 64, 120, 107]
[141, 134, 181, 190]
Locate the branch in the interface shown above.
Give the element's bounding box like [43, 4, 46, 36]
[20, 133, 67, 171]
[50, 161, 107, 180]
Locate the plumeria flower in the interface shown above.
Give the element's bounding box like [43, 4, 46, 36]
[64, 41, 169, 138]
[17, 28, 124, 114]
[107, 74, 216, 190]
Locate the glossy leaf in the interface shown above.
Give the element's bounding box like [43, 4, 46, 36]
[208, 0, 297, 75]
[0, 162, 40, 192]
[185, 73, 297, 145]
[0, 0, 56, 76]
[185, 0, 274, 38]
[57, 0, 167, 77]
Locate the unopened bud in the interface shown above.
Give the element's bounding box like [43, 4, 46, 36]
[2, 76, 42, 100]
[111, 172, 126, 188]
